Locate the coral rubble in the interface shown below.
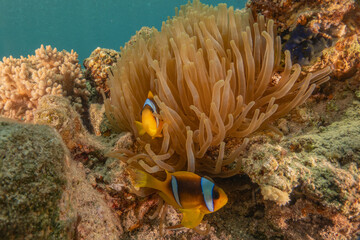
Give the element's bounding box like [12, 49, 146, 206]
[0, 45, 89, 121]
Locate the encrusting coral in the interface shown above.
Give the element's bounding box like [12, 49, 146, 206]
[33, 95, 101, 152]
[83, 47, 120, 98]
[0, 45, 89, 121]
[105, 0, 331, 177]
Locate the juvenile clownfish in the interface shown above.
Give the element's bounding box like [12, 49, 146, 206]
[129, 169, 228, 229]
[135, 91, 163, 139]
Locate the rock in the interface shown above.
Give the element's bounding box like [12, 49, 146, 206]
[0, 119, 123, 239]
[33, 95, 104, 164]
[62, 160, 123, 240]
[0, 120, 69, 239]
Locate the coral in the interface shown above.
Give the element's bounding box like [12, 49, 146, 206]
[0, 45, 89, 121]
[284, 25, 332, 65]
[248, 0, 355, 34]
[0, 120, 69, 239]
[305, 34, 360, 80]
[83, 47, 120, 98]
[89, 103, 106, 136]
[240, 97, 360, 208]
[33, 95, 100, 153]
[105, 0, 331, 176]
[248, 0, 358, 76]
[123, 26, 154, 50]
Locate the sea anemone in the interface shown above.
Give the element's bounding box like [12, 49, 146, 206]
[105, 0, 331, 177]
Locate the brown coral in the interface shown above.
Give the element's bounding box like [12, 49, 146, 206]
[0, 45, 89, 121]
[248, 0, 355, 34]
[83, 47, 120, 98]
[105, 0, 331, 177]
[305, 34, 360, 80]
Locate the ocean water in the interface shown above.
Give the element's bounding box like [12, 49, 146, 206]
[0, 0, 247, 63]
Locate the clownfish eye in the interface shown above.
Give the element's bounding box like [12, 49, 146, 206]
[213, 189, 220, 200]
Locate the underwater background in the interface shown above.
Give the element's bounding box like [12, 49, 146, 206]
[1, 0, 360, 239]
[0, 0, 246, 62]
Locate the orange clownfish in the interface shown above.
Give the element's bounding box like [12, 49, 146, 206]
[130, 169, 228, 229]
[135, 91, 163, 138]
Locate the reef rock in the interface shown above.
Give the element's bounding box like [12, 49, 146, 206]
[0, 120, 123, 239]
[0, 120, 69, 239]
[33, 95, 103, 159]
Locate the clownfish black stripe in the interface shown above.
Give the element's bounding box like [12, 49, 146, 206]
[171, 176, 182, 208]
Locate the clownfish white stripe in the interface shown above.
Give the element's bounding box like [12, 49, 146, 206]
[143, 98, 160, 128]
[171, 176, 182, 208]
[144, 99, 157, 113]
[201, 177, 215, 212]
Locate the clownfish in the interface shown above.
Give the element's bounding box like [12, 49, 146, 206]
[135, 91, 164, 139]
[129, 169, 228, 229]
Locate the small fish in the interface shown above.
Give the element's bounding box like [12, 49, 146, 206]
[135, 91, 163, 138]
[129, 169, 228, 229]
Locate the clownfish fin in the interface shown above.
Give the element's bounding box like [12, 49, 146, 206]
[153, 121, 164, 139]
[151, 132, 163, 139]
[179, 208, 205, 229]
[148, 91, 154, 99]
[135, 121, 146, 135]
[128, 168, 164, 191]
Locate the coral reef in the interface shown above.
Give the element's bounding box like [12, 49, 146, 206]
[83, 47, 120, 99]
[306, 34, 360, 80]
[98, 68, 360, 239]
[33, 95, 99, 152]
[105, 0, 331, 177]
[248, 0, 360, 78]
[0, 120, 68, 239]
[83, 27, 153, 101]
[284, 25, 332, 65]
[0, 45, 89, 121]
[2, 0, 360, 239]
[248, 0, 355, 34]
[241, 97, 360, 208]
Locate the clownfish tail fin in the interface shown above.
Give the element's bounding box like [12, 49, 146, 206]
[135, 121, 146, 135]
[128, 168, 164, 191]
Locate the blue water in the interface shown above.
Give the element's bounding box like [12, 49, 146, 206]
[0, 0, 246, 63]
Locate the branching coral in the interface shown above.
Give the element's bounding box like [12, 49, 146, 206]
[0, 45, 89, 121]
[105, 0, 331, 177]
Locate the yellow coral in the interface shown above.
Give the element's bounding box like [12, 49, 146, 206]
[105, 0, 331, 177]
